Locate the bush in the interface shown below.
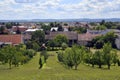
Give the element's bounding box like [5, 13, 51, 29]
[57, 51, 64, 62]
[41, 50, 48, 63]
[39, 56, 45, 69]
[61, 43, 68, 50]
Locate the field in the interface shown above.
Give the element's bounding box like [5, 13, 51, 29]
[0, 51, 120, 80]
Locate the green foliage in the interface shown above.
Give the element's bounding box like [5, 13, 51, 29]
[31, 30, 45, 46]
[73, 27, 87, 33]
[0, 44, 36, 69]
[39, 56, 45, 69]
[47, 40, 56, 50]
[39, 50, 48, 69]
[54, 34, 68, 47]
[1, 52, 120, 80]
[58, 24, 64, 31]
[41, 50, 48, 63]
[41, 24, 51, 31]
[92, 31, 117, 49]
[102, 43, 113, 69]
[61, 43, 68, 50]
[0, 26, 5, 34]
[58, 45, 84, 70]
[100, 20, 105, 25]
[87, 43, 118, 69]
[93, 25, 106, 30]
[57, 51, 64, 62]
[93, 50, 104, 68]
[85, 43, 118, 69]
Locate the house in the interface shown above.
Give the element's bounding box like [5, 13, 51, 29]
[12, 26, 28, 34]
[62, 26, 69, 31]
[25, 28, 43, 34]
[115, 35, 120, 50]
[78, 33, 100, 46]
[45, 31, 78, 46]
[87, 29, 107, 35]
[0, 34, 24, 46]
[23, 33, 32, 43]
[87, 29, 120, 35]
[50, 27, 58, 32]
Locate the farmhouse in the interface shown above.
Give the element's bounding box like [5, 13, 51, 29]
[45, 31, 78, 46]
[0, 35, 24, 46]
[12, 26, 28, 33]
[78, 33, 100, 46]
[115, 35, 120, 50]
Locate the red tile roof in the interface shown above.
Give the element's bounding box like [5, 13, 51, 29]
[12, 26, 28, 32]
[0, 35, 23, 45]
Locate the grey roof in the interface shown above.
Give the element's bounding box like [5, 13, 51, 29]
[0, 42, 4, 45]
[45, 31, 78, 40]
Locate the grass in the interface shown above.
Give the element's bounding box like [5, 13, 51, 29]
[0, 51, 120, 80]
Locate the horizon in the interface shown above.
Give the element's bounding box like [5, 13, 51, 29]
[1, 18, 120, 21]
[0, 0, 120, 20]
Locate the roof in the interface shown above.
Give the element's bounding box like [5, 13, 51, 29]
[87, 29, 107, 35]
[87, 29, 120, 35]
[12, 26, 28, 32]
[50, 27, 58, 31]
[25, 28, 42, 32]
[45, 31, 78, 40]
[78, 33, 100, 41]
[23, 33, 31, 40]
[0, 35, 23, 45]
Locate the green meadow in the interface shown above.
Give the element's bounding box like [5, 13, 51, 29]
[0, 51, 120, 80]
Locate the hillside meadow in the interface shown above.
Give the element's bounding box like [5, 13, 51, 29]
[0, 51, 120, 80]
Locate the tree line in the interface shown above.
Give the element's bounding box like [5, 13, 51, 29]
[0, 44, 36, 69]
[57, 43, 120, 70]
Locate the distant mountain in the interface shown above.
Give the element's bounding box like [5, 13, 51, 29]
[0, 18, 120, 22]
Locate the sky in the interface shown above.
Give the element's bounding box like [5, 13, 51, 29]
[0, 0, 120, 20]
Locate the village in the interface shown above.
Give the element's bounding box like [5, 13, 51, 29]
[0, 21, 120, 49]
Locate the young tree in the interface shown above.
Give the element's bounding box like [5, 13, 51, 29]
[72, 45, 83, 70]
[63, 48, 74, 69]
[39, 56, 45, 69]
[111, 49, 118, 66]
[94, 50, 104, 68]
[59, 45, 83, 70]
[61, 42, 68, 50]
[103, 43, 112, 69]
[57, 50, 64, 62]
[3, 45, 17, 69]
[41, 50, 48, 63]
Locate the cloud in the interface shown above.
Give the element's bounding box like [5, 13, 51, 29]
[0, 0, 120, 19]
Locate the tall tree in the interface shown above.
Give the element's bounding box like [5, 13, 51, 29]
[54, 34, 68, 47]
[0, 26, 5, 34]
[58, 24, 63, 31]
[32, 30, 45, 46]
[100, 20, 105, 25]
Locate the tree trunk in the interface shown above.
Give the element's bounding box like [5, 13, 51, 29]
[99, 64, 102, 68]
[92, 64, 94, 67]
[9, 60, 12, 69]
[108, 64, 110, 69]
[75, 64, 78, 70]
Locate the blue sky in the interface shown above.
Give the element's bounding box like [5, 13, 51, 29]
[0, 0, 120, 20]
